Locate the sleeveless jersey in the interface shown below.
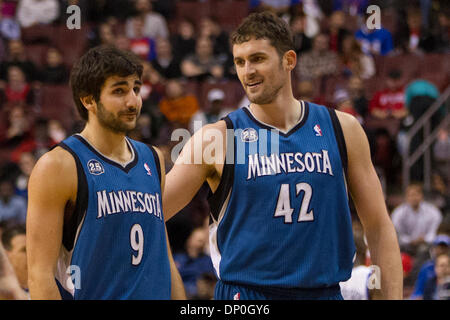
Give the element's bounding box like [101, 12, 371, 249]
[208, 101, 356, 289]
[55, 134, 171, 299]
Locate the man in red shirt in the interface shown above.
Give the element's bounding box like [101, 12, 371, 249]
[369, 70, 408, 120]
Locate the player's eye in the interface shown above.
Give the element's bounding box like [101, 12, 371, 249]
[113, 88, 125, 94]
[133, 87, 141, 94]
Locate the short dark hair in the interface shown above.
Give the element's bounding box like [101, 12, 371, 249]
[231, 11, 295, 58]
[1, 225, 26, 251]
[70, 46, 143, 121]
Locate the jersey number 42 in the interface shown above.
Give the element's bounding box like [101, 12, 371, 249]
[274, 183, 314, 223]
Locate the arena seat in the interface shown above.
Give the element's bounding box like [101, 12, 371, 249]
[175, 1, 213, 24]
[379, 53, 421, 80]
[53, 24, 90, 68]
[21, 24, 57, 44]
[211, 0, 249, 32]
[25, 44, 49, 68]
[38, 84, 76, 131]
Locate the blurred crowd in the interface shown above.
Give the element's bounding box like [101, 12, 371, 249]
[0, 0, 449, 300]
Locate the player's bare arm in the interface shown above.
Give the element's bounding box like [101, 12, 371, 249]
[26, 147, 77, 300]
[337, 111, 403, 300]
[163, 120, 227, 221]
[154, 146, 187, 299]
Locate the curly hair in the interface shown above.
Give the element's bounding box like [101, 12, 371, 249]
[70, 46, 143, 121]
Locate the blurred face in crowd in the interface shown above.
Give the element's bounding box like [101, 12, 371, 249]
[99, 23, 114, 46]
[196, 37, 214, 59]
[435, 254, 450, 281]
[136, 0, 151, 13]
[5, 233, 28, 289]
[19, 152, 36, 177]
[47, 48, 63, 67]
[290, 15, 306, 33]
[330, 11, 345, 30]
[179, 20, 195, 39]
[313, 34, 329, 53]
[348, 76, 363, 94]
[7, 66, 26, 87]
[8, 40, 25, 59]
[406, 185, 423, 209]
[186, 228, 207, 256]
[387, 76, 403, 91]
[165, 79, 184, 99]
[0, 180, 14, 201]
[407, 12, 422, 30]
[156, 38, 172, 59]
[132, 17, 145, 38]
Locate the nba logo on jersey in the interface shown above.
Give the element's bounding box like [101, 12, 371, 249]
[144, 163, 152, 175]
[233, 292, 241, 300]
[314, 124, 323, 137]
[87, 159, 104, 175]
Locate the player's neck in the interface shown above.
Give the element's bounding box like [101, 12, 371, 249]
[249, 90, 301, 132]
[80, 122, 132, 164]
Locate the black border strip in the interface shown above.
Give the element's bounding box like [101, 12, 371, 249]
[146, 144, 162, 184]
[327, 108, 348, 176]
[58, 142, 89, 252]
[207, 116, 235, 221]
[73, 135, 139, 173]
[242, 101, 310, 137]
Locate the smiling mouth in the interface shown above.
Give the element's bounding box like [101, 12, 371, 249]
[247, 80, 263, 89]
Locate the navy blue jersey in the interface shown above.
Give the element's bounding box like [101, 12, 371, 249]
[55, 134, 171, 300]
[208, 101, 356, 289]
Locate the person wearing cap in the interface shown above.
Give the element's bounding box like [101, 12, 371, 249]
[333, 88, 363, 124]
[188, 88, 234, 133]
[368, 69, 407, 120]
[410, 234, 450, 299]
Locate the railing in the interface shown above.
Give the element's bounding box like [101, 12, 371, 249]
[402, 86, 450, 192]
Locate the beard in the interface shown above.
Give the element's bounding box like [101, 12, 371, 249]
[247, 79, 284, 105]
[96, 102, 140, 134]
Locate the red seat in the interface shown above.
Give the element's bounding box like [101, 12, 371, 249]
[175, 1, 213, 24]
[211, 0, 249, 32]
[38, 85, 77, 131]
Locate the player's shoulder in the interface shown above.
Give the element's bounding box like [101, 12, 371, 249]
[32, 146, 77, 180]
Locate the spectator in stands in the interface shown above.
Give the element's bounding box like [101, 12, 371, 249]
[340, 34, 375, 79]
[10, 117, 57, 163]
[423, 252, 450, 300]
[0, 104, 32, 148]
[151, 38, 181, 80]
[333, 88, 363, 124]
[0, 39, 40, 83]
[369, 69, 407, 120]
[339, 223, 373, 300]
[16, 0, 59, 28]
[189, 88, 234, 133]
[0, 178, 27, 227]
[429, 173, 449, 216]
[0, 66, 34, 106]
[250, 0, 301, 18]
[14, 151, 36, 199]
[391, 183, 442, 256]
[432, 9, 450, 53]
[327, 10, 350, 53]
[171, 18, 196, 62]
[173, 226, 215, 299]
[89, 22, 115, 48]
[1, 225, 28, 296]
[0, 0, 21, 41]
[180, 37, 224, 82]
[125, 0, 169, 40]
[355, 10, 394, 56]
[191, 272, 216, 300]
[114, 34, 131, 52]
[47, 119, 66, 144]
[348, 75, 368, 118]
[433, 129, 450, 179]
[290, 13, 312, 55]
[411, 234, 450, 299]
[158, 79, 199, 127]
[198, 16, 230, 63]
[40, 47, 69, 84]
[396, 7, 437, 54]
[128, 15, 157, 61]
[0, 241, 27, 300]
[297, 33, 339, 81]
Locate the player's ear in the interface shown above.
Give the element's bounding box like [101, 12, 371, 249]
[80, 95, 96, 113]
[283, 50, 297, 71]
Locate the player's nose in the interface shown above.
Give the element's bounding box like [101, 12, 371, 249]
[126, 89, 141, 108]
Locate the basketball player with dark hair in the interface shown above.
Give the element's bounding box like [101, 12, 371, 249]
[163, 12, 403, 300]
[27, 46, 186, 299]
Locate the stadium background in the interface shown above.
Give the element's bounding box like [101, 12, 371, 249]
[0, 0, 448, 300]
